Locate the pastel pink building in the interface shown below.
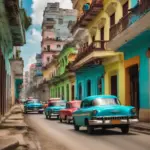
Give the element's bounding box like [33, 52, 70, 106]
[41, 2, 77, 67]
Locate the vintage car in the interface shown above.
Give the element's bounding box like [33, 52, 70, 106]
[73, 95, 139, 134]
[24, 99, 44, 114]
[44, 98, 61, 109]
[45, 100, 66, 119]
[59, 100, 81, 123]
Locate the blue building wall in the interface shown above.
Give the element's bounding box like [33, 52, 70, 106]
[75, 65, 104, 100]
[119, 30, 150, 109]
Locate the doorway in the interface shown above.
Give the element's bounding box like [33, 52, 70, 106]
[128, 64, 139, 114]
[110, 75, 118, 96]
[100, 27, 104, 49]
[78, 83, 82, 100]
[71, 85, 75, 100]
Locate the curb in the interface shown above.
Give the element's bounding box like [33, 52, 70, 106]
[130, 126, 150, 135]
[0, 138, 19, 150]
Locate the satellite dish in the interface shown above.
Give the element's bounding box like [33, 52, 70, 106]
[83, 3, 90, 12]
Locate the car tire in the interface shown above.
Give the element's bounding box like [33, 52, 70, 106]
[46, 115, 49, 119]
[66, 116, 70, 124]
[121, 126, 129, 134]
[60, 118, 62, 123]
[73, 118, 80, 131]
[57, 115, 59, 120]
[39, 111, 43, 114]
[24, 110, 27, 114]
[87, 125, 94, 134]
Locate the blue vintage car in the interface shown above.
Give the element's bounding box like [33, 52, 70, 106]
[24, 99, 44, 114]
[45, 100, 66, 119]
[73, 95, 138, 134]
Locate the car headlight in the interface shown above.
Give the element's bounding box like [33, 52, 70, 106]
[91, 110, 98, 116]
[131, 108, 136, 114]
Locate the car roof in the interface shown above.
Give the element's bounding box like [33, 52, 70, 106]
[67, 100, 81, 104]
[83, 95, 117, 101]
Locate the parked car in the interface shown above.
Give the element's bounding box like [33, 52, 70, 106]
[45, 100, 66, 119]
[44, 98, 61, 109]
[24, 99, 44, 114]
[73, 95, 139, 134]
[59, 100, 81, 123]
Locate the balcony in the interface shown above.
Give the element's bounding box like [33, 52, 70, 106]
[108, 0, 150, 50]
[71, 0, 103, 33]
[5, 0, 30, 46]
[10, 57, 24, 76]
[42, 19, 56, 28]
[72, 41, 116, 69]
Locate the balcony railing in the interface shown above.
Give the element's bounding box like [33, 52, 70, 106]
[110, 0, 150, 40]
[71, 0, 103, 33]
[74, 40, 108, 62]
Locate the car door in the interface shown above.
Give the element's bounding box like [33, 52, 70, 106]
[75, 100, 90, 126]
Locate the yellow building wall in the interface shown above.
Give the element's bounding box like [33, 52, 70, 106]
[104, 55, 125, 105]
[87, 0, 131, 43]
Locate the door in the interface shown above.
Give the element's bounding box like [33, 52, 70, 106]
[100, 27, 104, 49]
[110, 13, 115, 27]
[111, 75, 118, 96]
[78, 83, 82, 100]
[129, 65, 139, 114]
[123, 1, 128, 17]
[71, 85, 75, 100]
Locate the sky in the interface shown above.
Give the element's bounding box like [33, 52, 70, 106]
[21, 0, 72, 71]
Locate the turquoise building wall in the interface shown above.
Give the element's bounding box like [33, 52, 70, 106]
[75, 65, 104, 100]
[119, 30, 150, 109]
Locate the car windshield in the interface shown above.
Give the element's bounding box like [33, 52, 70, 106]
[49, 101, 66, 107]
[92, 98, 120, 106]
[27, 99, 40, 103]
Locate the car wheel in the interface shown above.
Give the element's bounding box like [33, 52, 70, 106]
[87, 125, 94, 134]
[57, 115, 59, 120]
[48, 112, 51, 119]
[73, 118, 80, 131]
[60, 117, 62, 123]
[38, 111, 43, 114]
[24, 110, 27, 114]
[46, 114, 49, 119]
[66, 116, 70, 124]
[121, 126, 129, 134]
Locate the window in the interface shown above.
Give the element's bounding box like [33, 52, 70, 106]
[59, 18, 63, 24]
[46, 26, 52, 29]
[47, 57, 50, 62]
[57, 44, 61, 48]
[110, 13, 115, 27]
[87, 80, 91, 96]
[47, 45, 50, 51]
[47, 18, 54, 21]
[81, 101, 91, 108]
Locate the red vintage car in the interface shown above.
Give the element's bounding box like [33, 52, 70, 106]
[59, 100, 81, 124]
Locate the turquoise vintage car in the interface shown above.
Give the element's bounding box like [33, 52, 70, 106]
[45, 100, 66, 119]
[24, 99, 44, 114]
[73, 95, 138, 134]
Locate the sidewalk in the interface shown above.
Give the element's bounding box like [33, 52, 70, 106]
[130, 122, 150, 134]
[0, 104, 37, 150]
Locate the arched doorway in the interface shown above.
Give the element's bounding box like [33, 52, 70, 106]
[87, 80, 91, 96]
[78, 83, 82, 100]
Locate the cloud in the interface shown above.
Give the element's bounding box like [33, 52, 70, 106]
[24, 54, 36, 71]
[31, 0, 72, 25]
[27, 28, 42, 44]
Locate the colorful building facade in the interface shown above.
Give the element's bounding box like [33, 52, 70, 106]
[0, 0, 31, 117]
[70, 0, 150, 122]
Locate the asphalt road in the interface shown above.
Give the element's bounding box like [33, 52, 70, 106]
[25, 113, 150, 150]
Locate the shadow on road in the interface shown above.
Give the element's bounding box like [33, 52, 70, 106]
[69, 128, 137, 136]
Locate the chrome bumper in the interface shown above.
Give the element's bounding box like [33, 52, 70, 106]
[89, 119, 139, 126]
[26, 108, 44, 111]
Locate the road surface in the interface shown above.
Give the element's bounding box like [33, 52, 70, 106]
[25, 114, 150, 150]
